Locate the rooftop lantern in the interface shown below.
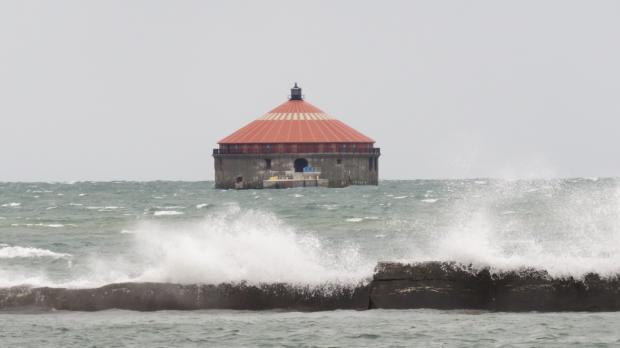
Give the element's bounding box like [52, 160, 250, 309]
[290, 82, 303, 100]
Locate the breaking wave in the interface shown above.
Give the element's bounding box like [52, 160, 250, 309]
[407, 182, 620, 278]
[0, 205, 372, 288]
[3, 180, 620, 288]
[129, 205, 371, 285]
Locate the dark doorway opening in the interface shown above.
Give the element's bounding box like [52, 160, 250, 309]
[294, 158, 308, 172]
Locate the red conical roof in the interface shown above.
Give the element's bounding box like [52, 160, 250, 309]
[218, 99, 374, 144]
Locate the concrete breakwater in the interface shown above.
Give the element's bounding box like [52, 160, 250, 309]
[2, 262, 619, 312]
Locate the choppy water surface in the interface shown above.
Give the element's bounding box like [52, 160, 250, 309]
[2, 179, 620, 346]
[2, 309, 620, 347]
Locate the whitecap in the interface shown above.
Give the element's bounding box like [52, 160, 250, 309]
[1, 202, 21, 207]
[10, 223, 66, 228]
[346, 217, 363, 222]
[421, 198, 438, 203]
[0, 245, 71, 259]
[153, 211, 184, 216]
[293, 194, 304, 198]
[393, 196, 408, 199]
[91, 206, 124, 212]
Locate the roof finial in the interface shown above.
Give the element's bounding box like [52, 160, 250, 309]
[290, 82, 303, 100]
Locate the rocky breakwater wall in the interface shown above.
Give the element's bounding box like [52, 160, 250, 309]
[0, 282, 370, 311]
[1, 262, 619, 312]
[371, 261, 620, 311]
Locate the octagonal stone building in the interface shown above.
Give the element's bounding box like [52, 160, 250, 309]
[213, 84, 380, 189]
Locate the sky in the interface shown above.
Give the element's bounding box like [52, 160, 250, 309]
[1, 1, 619, 181]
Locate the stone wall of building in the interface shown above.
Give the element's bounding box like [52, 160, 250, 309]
[213, 153, 379, 189]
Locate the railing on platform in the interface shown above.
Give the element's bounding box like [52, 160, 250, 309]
[213, 146, 380, 155]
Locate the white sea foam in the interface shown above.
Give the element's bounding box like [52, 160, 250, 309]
[153, 211, 184, 216]
[408, 185, 620, 278]
[1, 202, 21, 207]
[421, 198, 438, 203]
[196, 203, 209, 209]
[120, 205, 371, 286]
[393, 196, 408, 199]
[346, 218, 363, 222]
[0, 245, 71, 259]
[1, 205, 365, 287]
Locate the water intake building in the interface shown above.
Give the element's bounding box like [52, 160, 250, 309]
[213, 84, 380, 189]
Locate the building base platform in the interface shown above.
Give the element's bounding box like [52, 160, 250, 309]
[262, 178, 329, 189]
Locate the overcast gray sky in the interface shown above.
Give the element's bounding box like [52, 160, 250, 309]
[1, 1, 619, 181]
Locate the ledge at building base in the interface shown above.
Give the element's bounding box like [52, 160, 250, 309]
[2, 262, 619, 312]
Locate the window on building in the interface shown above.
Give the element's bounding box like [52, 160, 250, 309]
[265, 158, 271, 169]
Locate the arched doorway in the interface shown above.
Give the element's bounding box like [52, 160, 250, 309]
[294, 158, 308, 172]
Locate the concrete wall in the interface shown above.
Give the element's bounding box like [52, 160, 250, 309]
[213, 153, 379, 189]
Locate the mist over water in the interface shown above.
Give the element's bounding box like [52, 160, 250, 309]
[1, 179, 620, 288]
